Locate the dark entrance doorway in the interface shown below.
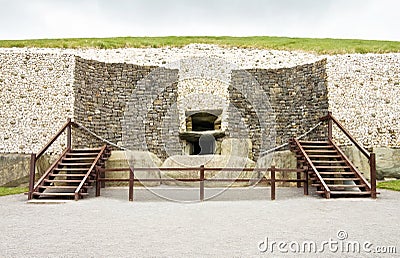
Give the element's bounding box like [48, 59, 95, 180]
[192, 134, 215, 155]
[179, 110, 224, 155]
[191, 113, 218, 131]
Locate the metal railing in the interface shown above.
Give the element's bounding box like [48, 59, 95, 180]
[96, 166, 309, 201]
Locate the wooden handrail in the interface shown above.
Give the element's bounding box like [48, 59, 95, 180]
[293, 138, 331, 198]
[28, 118, 72, 200]
[320, 112, 377, 198]
[74, 145, 107, 201]
[36, 118, 72, 159]
[320, 112, 370, 159]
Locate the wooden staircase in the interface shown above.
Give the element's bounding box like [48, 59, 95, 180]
[291, 138, 373, 198]
[31, 146, 111, 201]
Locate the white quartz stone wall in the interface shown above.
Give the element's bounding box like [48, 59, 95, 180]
[0, 49, 75, 154]
[326, 54, 400, 147]
[176, 57, 233, 132]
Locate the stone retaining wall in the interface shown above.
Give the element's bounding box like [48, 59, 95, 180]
[73, 57, 181, 160]
[229, 59, 329, 159]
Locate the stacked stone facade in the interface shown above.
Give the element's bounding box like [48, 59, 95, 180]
[0, 46, 399, 160]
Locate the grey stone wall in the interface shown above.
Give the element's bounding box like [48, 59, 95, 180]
[73, 57, 180, 160]
[74, 57, 328, 161]
[229, 59, 329, 160]
[73, 57, 155, 147]
[123, 67, 181, 159]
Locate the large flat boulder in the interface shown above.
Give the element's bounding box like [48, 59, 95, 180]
[220, 138, 252, 159]
[375, 147, 400, 180]
[160, 154, 256, 186]
[256, 150, 297, 186]
[105, 151, 162, 186]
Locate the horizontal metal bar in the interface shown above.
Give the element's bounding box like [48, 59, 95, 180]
[105, 167, 307, 173]
[104, 168, 133, 172]
[98, 178, 306, 183]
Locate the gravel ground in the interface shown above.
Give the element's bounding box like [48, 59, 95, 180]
[0, 187, 399, 257]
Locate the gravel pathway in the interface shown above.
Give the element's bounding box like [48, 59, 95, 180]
[0, 187, 399, 257]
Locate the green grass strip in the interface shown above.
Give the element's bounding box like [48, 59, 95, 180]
[377, 180, 400, 191]
[0, 36, 399, 54]
[0, 187, 28, 197]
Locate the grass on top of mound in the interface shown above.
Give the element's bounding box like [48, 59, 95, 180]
[0, 36, 399, 54]
[377, 180, 400, 191]
[0, 187, 28, 197]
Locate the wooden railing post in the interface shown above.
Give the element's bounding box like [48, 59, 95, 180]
[303, 166, 309, 195]
[370, 152, 377, 198]
[28, 153, 36, 200]
[100, 167, 105, 188]
[327, 112, 333, 140]
[67, 118, 71, 149]
[200, 165, 205, 201]
[270, 166, 276, 200]
[296, 161, 301, 188]
[95, 166, 101, 197]
[129, 167, 134, 202]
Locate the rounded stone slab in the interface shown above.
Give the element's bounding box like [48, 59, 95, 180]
[160, 154, 256, 187]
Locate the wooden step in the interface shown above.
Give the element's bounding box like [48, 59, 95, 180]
[49, 173, 87, 177]
[63, 157, 96, 161]
[307, 155, 342, 158]
[66, 152, 99, 157]
[305, 150, 337, 153]
[303, 145, 334, 149]
[312, 184, 360, 189]
[315, 166, 350, 169]
[33, 192, 88, 196]
[58, 163, 93, 166]
[311, 160, 346, 164]
[328, 184, 366, 188]
[330, 191, 372, 195]
[44, 179, 86, 183]
[319, 172, 355, 175]
[299, 141, 330, 145]
[38, 185, 92, 189]
[71, 148, 102, 152]
[54, 168, 89, 171]
[320, 178, 360, 181]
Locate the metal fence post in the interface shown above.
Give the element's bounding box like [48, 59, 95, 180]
[370, 153, 377, 199]
[296, 161, 302, 188]
[200, 165, 205, 201]
[271, 166, 276, 200]
[129, 167, 134, 202]
[28, 153, 36, 200]
[303, 166, 309, 195]
[95, 166, 101, 197]
[67, 118, 71, 149]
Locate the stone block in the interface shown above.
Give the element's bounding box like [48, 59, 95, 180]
[105, 151, 162, 186]
[220, 138, 252, 159]
[160, 154, 256, 187]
